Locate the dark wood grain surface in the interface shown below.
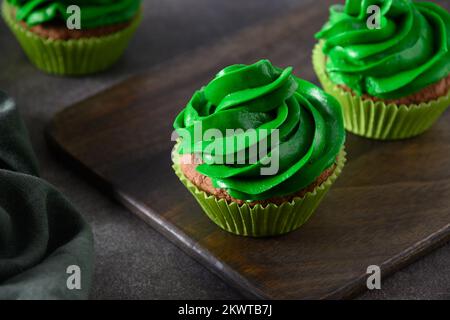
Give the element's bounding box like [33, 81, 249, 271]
[46, 2, 450, 299]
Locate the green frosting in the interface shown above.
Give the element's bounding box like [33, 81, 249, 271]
[7, 0, 141, 28]
[315, 0, 450, 99]
[174, 60, 345, 201]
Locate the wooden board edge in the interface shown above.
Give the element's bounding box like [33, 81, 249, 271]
[45, 104, 450, 300]
[325, 226, 450, 299]
[45, 120, 269, 300]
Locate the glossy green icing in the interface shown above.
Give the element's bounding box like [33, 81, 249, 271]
[7, 0, 141, 28]
[316, 0, 450, 99]
[174, 60, 345, 201]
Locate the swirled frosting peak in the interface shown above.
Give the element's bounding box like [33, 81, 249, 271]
[174, 60, 345, 201]
[7, 0, 141, 28]
[316, 0, 450, 99]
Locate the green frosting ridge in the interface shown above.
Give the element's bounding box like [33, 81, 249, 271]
[315, 0, 450, 99]
[174, 60, 345, 201]
[7, 0, 141, 28]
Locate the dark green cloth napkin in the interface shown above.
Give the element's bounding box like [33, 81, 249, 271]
[0, 91, 93, 299]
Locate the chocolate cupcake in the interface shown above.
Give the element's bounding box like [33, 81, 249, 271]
[2, 0, 142, 75]
[313, 0, 450, 139]
[172, 60, 346, 237]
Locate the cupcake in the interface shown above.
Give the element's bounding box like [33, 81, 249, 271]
[172, 60, 346, 237]
[313, 0, 450, 140]
[2, 0, 142, 75]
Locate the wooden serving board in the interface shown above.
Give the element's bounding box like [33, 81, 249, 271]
[46, 2, 450, 299]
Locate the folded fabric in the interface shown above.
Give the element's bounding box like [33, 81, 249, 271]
[0, 91, 93, 300]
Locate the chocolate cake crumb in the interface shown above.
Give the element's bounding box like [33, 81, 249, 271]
[11, 7, 133, 40]
[180, 154, 336, 207]
[324, 56, 450, 105]
[338, 74, 450, 105]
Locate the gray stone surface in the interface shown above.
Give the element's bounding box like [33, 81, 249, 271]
[0, 0, 449, 300]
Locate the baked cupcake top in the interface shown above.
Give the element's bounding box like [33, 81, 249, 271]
[315, 0, 450, 99]
[7, 0, 141, 28]
[173, 60, 345, 201]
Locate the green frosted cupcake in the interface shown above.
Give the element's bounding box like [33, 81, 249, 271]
[172, 60, 346, 237]
[2, 0, 142, 75]
[313, 0, 450, 140]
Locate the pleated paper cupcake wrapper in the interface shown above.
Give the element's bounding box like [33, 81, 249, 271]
[313, 43, 450, 140]
[2, 1, 141, 76]
[172, 148, 346, 237]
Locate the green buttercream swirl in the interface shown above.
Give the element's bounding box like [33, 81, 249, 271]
[7, 0, 141, 28]
[315, 0, 450, 99]
[173, 60, 345, 201]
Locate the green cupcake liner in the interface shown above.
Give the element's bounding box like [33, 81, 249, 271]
[313, 42, 450, 140]
[2, 1, 141, 75]
[172, 148, 346, 237]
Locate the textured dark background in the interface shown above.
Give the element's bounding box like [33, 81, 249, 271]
[1, 0, 449, 299]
